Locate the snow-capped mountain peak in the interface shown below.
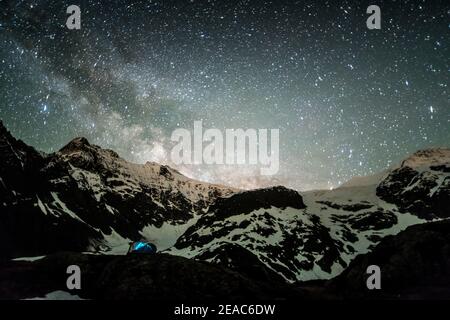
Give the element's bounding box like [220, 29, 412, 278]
[400, 148, 450, 169]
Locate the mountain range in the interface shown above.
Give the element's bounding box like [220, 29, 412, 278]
[0, 119, 449, 299]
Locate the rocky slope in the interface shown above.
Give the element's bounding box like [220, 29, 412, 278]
[168, 182, 426, 282]
[0, 120, 235, 259]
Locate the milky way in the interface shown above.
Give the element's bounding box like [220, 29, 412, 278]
[0, 0, 449, 190]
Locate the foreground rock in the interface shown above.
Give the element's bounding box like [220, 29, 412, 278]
[0, 252, 310, 300]
[327, 219, 450, 299]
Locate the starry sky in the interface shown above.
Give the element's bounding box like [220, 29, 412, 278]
[0, 0, 449, 190]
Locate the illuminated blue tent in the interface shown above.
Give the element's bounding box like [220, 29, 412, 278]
[128, 241, 157, 254]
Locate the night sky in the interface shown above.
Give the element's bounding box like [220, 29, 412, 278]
[0, 0, 449, 190]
